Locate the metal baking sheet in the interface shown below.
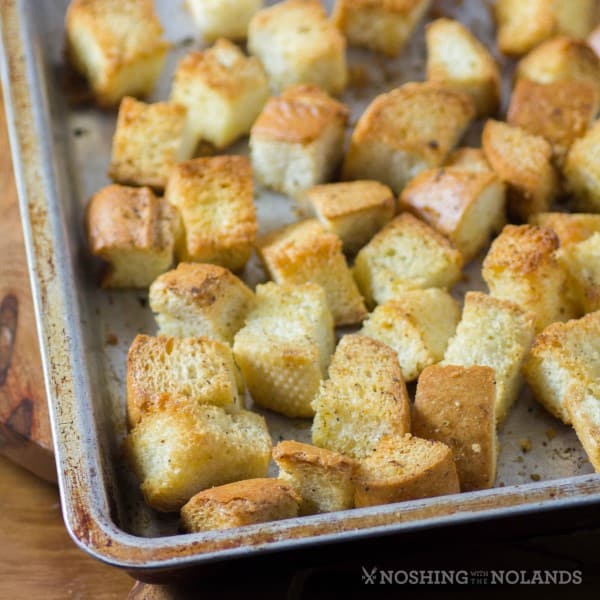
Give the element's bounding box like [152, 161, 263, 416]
[1, 0, 599, 579]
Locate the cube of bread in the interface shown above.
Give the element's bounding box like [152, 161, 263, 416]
[312, 335, 411, 460]
[353, 213, 463, 307]
[297, 181, 395, 255]
[181, 478, 300, 532]
[426, 18, 500, 117]
[248, 0, 347, 95]
[65, 0, 170, 107]
[354, 434, 460, 508]
[257, 220, 366, 326]
[482, 224, 567, 332]
[360, 289, 460, 382]
[399, 168, 505, 261]
[126, 334, 242, 427]
[250, 85, 349, 197]
[564, 120, 600, 212]
[342, 82, 475, 194]
[566, 384, 600, 472]
[413, 365, 497, 492]
[185, 0, 262, 42]
[170, 40, 269, 150]
[149, 262, 255, 343]
[125, 402, 272, 512]
[589, 24, 600, 57]
[108, 97, 195, 190]
[273, 441, 357, 514]
[507, 79, 599, 166]
[233, 282, 334, 418]
[332, 0, 431, 57]
[444, 147, 493, 173]
[482, 119, 558, 221]
[443, 291, 536, 424]
[530, 212, 600, 247]
[86, 184, 179, 288]
[523, 311, 600, 424]
[165, 156, 257, 271]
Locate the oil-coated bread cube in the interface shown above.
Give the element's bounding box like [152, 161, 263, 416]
[185, 0, 263, 42]
[566, 384, 600, 472]
[564, 120, 600, 212]
[529, 212, 600, 247]
[444, 147, 493, 173]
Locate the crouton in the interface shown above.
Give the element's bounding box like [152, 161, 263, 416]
[482, 224, 567, 331]
[170, 40, 269, 150]
[273, 441, 357, 514]
[125, 402, 272, 512]
[442, 291, 536, 424]
[312, 334, 411, 460]
[86, 184, 179, 288]
[332, 0, 431, 57]
[353, 213, 463, 307]
[342, 82, 475, 194]
[126, 334, 242, 427]
[529, 212, 600, 247]
[108, 97, 195, 190]
[552, 0, 598, 39]
[589, 24, 600, 57]
[354, 434, 460, 507]
[444, 147, 492, 173]
[523, 311, 600, 424]
[165, 156, 257, 271]
[426, 18, 501, 117]
[181, 478, 300, 532]
[482, 119, 558, 221]
[250, 85, 349, 197]
[564, 119, 600, 212]
[360, 289, 460, 382]
[185, 0, 262, 42]
[399, 168, 505, 261]
[65, 0, 170, 107]
[233, 282, 334, 418]
[413, 365, 497, 491]
[257, 219, 366, 326]
[149, 262, 255, 343]
[248, 0, 347, 95]
[296, 181, 395, 255]
[566, 384, 600, 472]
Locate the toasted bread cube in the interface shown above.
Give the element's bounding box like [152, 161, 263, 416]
[250, 85, 349, 197]
[443, 292, 536, 424]
[566, 384, 600, 472]
[343, 82, 475, 195]
[413, 365, 497, 492]
[248, 0, 347, 95]
[165, 156, 257, 271]
[564, 120, 600, 212]
[296, 181, 394, 255]
[257, 220, 366, 326]
[354, 434, 460, 507]
[149, 262, 255, 343]
[108, 98, 194, 190]
[360, 289, 460, 382]
[332, 0, 431, 57]
[426, 18, 500, 117]
[507, 79, 599, 166]
[126, 403, 272, 512]
[530, 212, 600, 247]
[233, 282, 334, 418]
[353, 213, 463, 307]
[482, 225, 567, 331]
[444, 147, 492, 173]
[552, 0, 598, 39]
[482, 120, 558, 221]
[65, 0, 170, 107]
[523, 312, 600, 424]
[181, 478, 300, 532]
[273, 441, 357, 514]
[312, 335, 411, 460]
[126, 334, 242, 427]
[185, 0, 262, 42]
[399, 168, 505, 261]
[589, 24, 600, 57]
[170, 40, 269, 150]
[86, 184, 178, 288]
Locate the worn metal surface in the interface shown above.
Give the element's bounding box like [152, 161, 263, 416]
[1, 0, 599, 578]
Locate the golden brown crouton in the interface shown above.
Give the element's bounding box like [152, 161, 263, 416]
[185, 0, 263, 42]
[181, 478, 300, 532]
[444, 147, 493, 173]
[413, 365, 497, 492]
[86, 184, 179, 288]
[312, 334, 411, 460]
[530, 212, 600, 247]
[342, 82, 475, 194]
[566, 384, 600, 472]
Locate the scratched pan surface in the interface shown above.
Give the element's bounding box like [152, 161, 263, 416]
[1, 0, 599, 580]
